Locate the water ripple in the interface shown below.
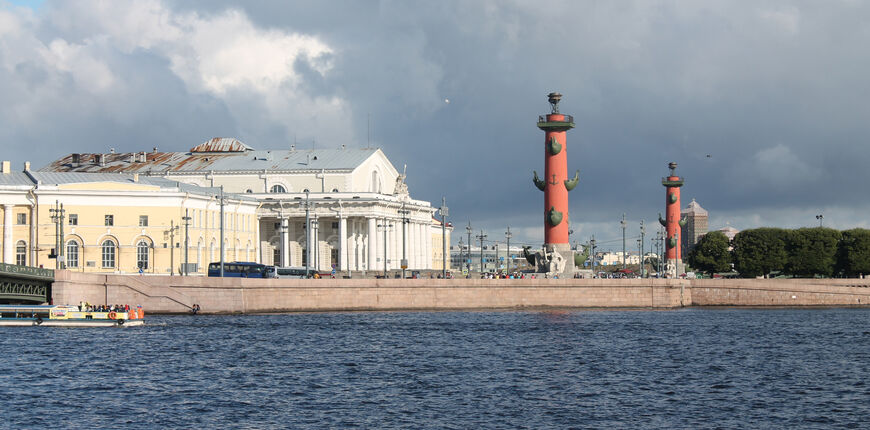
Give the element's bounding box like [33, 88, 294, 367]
[1, 308, 868, 428]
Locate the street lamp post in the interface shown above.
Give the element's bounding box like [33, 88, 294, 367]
[219, 186, 225, 277]
[477, 230, 487, 274]
[640, 219, 646, 278]
[165, 220, 180, 276]
[590, 235, 597, 276]
[440, 198, 448, 278]
[378, 220, 393, 277]
[49, 201, 66, 270]
[816, 214, 824, 227]
[458, 237, 464, 274]
[621, 213, 627, 269]
[465, 221, 472, 275]
[399, 204, 410, 279]
[505, 226, 512, 274]
[300, 190, 314, 278]
[637, 238, 641, 275]
[659, 226, 665, 276]
[182, 209, 191, 276]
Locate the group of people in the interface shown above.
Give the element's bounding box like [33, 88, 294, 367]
[77, 302, 134, 313]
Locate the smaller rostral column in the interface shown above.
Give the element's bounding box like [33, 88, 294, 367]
[659, 162, 687, 277]
[528, 92, 580, 276]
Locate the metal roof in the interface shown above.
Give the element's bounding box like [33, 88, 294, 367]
[190, 137, 253, 153]
[1, 171, 254, 200]
[682, 198, 708, 216]
[0, 172, 34, 186]
[39, 147, 379, 174]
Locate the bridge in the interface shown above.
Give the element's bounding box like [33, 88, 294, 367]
[0, 262, 54, 304]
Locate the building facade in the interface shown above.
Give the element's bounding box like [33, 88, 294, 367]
[681, 198, 709, 253]
[0, 163, 258, 274]
[41, 138, 451, 274]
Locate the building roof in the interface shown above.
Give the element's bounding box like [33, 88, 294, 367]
[39, 138, 379, 174]
[0, 172, 34, 186]
[190, 137, 253, 153]
[1, 170, 254, 201]
[682, 198, 708, 216]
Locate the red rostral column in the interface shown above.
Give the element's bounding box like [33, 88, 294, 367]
[659, 162, 686, 276]
[533, 93, 579, 263]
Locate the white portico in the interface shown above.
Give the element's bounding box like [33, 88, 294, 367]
[257, 192, 438, 273]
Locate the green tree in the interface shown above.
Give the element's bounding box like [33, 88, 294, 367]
[836, 228, 870, 277]
[731, 228, 789, 278]
[784, 227, 841, 277]
[574, 244, 590, 268]
[687, 231, 732, 276]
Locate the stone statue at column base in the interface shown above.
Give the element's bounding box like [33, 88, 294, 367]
[532, 244, 575, 278]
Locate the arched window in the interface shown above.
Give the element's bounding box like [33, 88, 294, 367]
[270, 184, 286, 193]
[371, 171, 381, 193]
[66, 240, 79, 268]
[15, 240, 26, 266]
[101, 239, 116, 269]
[136, 240, 150, 270]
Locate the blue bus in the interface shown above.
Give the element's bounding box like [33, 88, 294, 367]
[207, 262, 273, 278]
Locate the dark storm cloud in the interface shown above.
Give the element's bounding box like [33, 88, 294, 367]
[2, 0, 870, 248]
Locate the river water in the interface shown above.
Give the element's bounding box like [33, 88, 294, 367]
[1, 308, 868, 429]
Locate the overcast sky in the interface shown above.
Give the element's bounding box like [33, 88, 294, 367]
[2, 0, 869, 251]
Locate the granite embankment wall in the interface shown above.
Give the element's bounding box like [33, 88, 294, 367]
[52, 271, 870, 314]
[691, 278, 870, 306]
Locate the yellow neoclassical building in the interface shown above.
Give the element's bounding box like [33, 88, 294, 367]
[41, 138, 453, 274]
[0, 161, 259, 275]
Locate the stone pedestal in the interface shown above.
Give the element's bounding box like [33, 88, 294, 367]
[534, 243, 575, 278]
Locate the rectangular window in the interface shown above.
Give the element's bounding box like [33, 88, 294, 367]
[16, 213, 26, 225]
[139, 215, 148, 227]
[105, 214, 114, 226]
[69, 214, 78, 226]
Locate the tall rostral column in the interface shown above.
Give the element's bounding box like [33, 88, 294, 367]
[530, 92, 580, 276]
[659, 162, 687, 277]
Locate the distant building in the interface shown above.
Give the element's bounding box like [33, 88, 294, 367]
[450, 244, 528, 274]
[681, 199, 708, 253]
[717, 226, 740, 241]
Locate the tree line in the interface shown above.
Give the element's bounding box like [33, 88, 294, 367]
[686, 227, 870, 278]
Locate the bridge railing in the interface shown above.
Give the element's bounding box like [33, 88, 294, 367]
[0, 262, 54, 281]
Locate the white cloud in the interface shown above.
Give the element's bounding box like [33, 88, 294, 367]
[0, 0, 350, 149]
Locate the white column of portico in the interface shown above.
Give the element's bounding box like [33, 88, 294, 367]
[348, 220, 356, 270]
[414, 222, 426, 269]
[367, 217, 377, 271]
[389, 217, 397, 271]
[351, 221, 359, 270]
[425, 222, 433, 270]
[281, 217, 290, 267]
[339, 214, 347, 271]
[419, 221, 426, 270]
[408, 220, 415, 270]
[307, 215, 315, 269]
[418, 222, 426, 270]
[3, 204, 13, 264]
[350, 221, 362, 270]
